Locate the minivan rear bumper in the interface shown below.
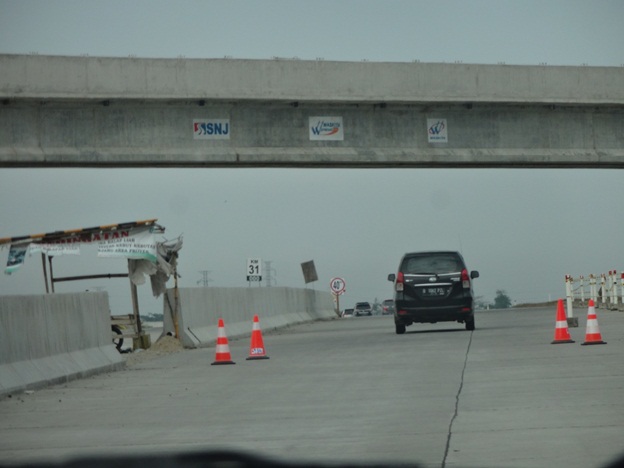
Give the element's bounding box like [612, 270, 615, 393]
[394, 302, 473, 324]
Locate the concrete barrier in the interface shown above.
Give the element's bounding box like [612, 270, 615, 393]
[162, 286, 337, 348]
[0, 292, 124, 398]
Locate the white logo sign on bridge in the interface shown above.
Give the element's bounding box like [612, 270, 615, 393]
[330, 277, 346, 295]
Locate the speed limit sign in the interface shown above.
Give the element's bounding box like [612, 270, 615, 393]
[330, 277, 346, 295]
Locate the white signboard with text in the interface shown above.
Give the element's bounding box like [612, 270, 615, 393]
[247, 258, 263, 282]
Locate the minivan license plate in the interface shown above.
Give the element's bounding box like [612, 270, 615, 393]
[422, 287, 446, 296]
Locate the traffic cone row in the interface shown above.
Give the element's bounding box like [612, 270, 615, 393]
[211, 315, 270, 365]
[551, 299, 606, 345]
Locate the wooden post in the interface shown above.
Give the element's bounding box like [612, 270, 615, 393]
[128, 260, 151, 350]
[48, 256, 55, 293]
[41, 253, 49, 294]
[173, 258, 180, 339]
[128, 260, 142, 334]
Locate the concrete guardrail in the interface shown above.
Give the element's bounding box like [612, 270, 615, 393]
[0, 287, 337, 397]
[162, 286, 337, 349]
[0, 292, 124, 398]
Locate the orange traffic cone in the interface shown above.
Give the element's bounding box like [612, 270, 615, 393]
[581, 300, 607, 345]
[211, 318, 236, 365]
[246, 315, 269, 360]
[551, 299, 575, 344]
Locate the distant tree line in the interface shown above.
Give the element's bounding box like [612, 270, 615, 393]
[142, 313, 164, 322]
[493, 290, 512, 309]
[475, 290, 512, 310]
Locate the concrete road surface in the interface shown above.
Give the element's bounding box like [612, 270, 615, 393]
[1, 306, 623, 468]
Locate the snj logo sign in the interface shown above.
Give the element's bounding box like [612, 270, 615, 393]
[193, 119, 230, 140]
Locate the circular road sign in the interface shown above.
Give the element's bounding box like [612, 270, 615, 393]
[330, 277, 346, 295]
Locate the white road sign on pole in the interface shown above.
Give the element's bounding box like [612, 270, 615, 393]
[247, 258, 262, 282]
[330, 277, 346, 295]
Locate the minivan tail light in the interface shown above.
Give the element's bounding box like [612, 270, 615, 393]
[461, 269, 470, 289]
[396, 272, 404, 292]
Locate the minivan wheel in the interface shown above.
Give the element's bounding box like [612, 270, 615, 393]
[465, 317, 475, 331]
[395, 323, 406, 335]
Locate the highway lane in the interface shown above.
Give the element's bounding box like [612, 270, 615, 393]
[1, 306, 623, 467]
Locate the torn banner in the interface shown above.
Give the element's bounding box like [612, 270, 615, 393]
[128, 236, 183, 297]
[96, 227, 157, 262]
[5, 243, 81, 275]
[5, 244, 28, 275]
[30, 244, 81, 257]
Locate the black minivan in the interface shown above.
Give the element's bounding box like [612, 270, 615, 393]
[387, 251, 479, 334]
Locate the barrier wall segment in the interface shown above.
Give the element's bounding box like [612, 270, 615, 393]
[162, 286, 337, 349]
[0, 292, 125, 398]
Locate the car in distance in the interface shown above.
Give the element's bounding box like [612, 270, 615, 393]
[353, 302, 373, 316]
[387, 251, 479, 334]
[381, 299, 395, 315]
[342, 308, 354, 318]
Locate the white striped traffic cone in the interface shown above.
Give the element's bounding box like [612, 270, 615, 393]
[551, 299, 574, 344]
[246, 314, 269, 360]
[581, 300, 607, 346]
[211, 318, 236, 365]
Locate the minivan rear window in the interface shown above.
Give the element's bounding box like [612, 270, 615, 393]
[401, 254, 462, 274]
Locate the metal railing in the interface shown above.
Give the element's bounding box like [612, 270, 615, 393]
[565, 271, 624, 317]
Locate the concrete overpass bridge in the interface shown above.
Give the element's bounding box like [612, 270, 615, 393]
[1, 54, 623, 168]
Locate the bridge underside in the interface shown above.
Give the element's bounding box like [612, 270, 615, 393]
[1, 100, 623, 169]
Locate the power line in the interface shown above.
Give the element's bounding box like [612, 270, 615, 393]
[264, 261, 276, 287]
[197, 270, 212, 287]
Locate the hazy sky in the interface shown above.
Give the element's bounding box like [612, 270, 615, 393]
[1, 1, 623, 314]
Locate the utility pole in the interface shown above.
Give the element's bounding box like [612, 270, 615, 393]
[264, 261, 276, 287]
[197, 270, 212, 287]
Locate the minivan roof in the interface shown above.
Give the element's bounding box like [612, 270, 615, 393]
[403, 250, 462, 256]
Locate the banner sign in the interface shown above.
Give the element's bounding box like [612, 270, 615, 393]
[193, 119, 231, 140]
[97, 227, 157, 262]
[2, 221, 163, 275]
[427, 119, 448, 143]
[35, 229, 133, 245]
[4, 244, 28, 275]
[309, 117, 344, 141]
[29, 243, 81, 257]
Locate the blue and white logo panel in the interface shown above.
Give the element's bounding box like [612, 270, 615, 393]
[309, 116, 344, 141]
[427, 118, 448, 143]
[193, 119, 230, 140]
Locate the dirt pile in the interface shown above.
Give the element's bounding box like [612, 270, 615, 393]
[124, 334, 184, 366]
